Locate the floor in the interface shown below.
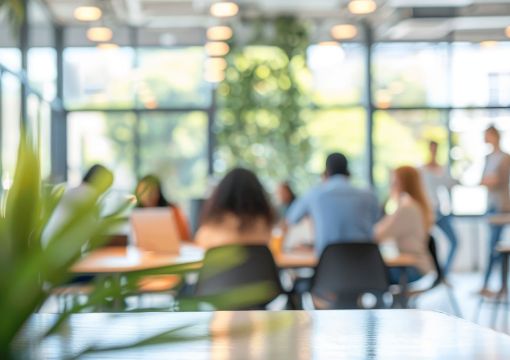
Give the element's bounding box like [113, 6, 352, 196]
[415, 271, 510, 334]
[40, 271, 510, 335]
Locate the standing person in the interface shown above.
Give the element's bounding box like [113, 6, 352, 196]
[480, 126, 510, 294]
[420, 141, 459, 276]
[375, 166, 435, 284]
[286, 153, 380, 256]
[135, 175, 191, 241]
[195, 168, 276, 249]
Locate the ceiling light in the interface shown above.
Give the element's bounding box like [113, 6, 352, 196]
[207, 26, 233, 41]
[74, 6, 102, 21]
[505, 26, 510, 38]
[480, 40, 498, 48]
[97, 43, 119, 50]
[348, 0, 377, 15]
[205, 69, 226, 83]
[206, 57, 228, 71]
[318, 41, 340, 47]
[87, 27, 113, 42]
[331, 24, 358, 40]
[210, 2, 239, 18]
[205, 42, 230, 57]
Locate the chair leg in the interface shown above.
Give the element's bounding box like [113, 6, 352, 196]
[491, 294, 502, 329]
[445, 284, 462, 318]
[504, 292, 509, 332]
[474, 296, 485, 324]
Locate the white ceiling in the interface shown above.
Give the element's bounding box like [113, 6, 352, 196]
[35, 0, 510, 45]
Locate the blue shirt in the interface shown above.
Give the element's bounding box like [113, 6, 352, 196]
[286, 175, 380, 255]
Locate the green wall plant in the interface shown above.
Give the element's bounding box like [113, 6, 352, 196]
[216, 16, 312, 186]
[0, 0, 25, 31]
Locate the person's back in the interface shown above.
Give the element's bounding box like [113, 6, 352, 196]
[195, 213, 271, 249]
[286, 153, 379, 255]
[195, 168, 276, 250]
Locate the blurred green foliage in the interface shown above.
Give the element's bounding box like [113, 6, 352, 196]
[216, 16, 313, 187]
[0, 133, 131, 357]
[0, 0, 25, 32]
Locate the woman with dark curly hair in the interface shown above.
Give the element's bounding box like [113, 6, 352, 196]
[195, 168, 276, 249]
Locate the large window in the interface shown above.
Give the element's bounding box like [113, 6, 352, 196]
[304, 108, 367, 187]
[139, 111, 208, 202]
[68, 112, 137, 190]
[28, 48, 57, 102]
[67, 110, 209, 203]
[306, 43, 364, 106]
[452, 43, 510, 107]
[0, 48, 21, 72]
[65, 46, 212, 203]
[374, 109, 448, 197]
[60, 40, 510, 214]
[64, 48, 136, 109]
[1, 73, 21, 185]
[373, 43, 449, 107]
[137, 48, 211, 108]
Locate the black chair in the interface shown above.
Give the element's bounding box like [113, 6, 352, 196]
[306, 243, 391, 309]
[405, 235, 462, 317]
[191, 244, 286, 310]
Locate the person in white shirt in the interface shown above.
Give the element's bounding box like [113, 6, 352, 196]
[420, 141, 459, 276]
[480, 126, 510, 294]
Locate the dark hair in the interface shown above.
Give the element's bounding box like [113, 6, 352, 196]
[280, 181, 296, 204]
[325, 152, 350, 177]
[201, 168, 276, 230]
[82, 164, 109, 184]
[429, 140, 438, 148]
[136, 175, 173, 208]
[82, 164, 114, 192]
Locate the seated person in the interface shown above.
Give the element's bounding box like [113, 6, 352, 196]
[374, 166, 434, 284]
[195, 168, 276, 249]
[286, 153, 380, 255]
[276, 181, 296, 219]
[135, 175, 191, 241]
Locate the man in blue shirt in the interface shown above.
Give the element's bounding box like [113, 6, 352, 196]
[286, 153, 380, 255]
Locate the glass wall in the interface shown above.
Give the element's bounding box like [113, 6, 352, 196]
[137, 48, 211, 108]
[5, 12, 505, 214]
[139, 111, 208, 202]
[373, 109, 448, 197]
[306, 43, 364, 106]
[64, 47, 136, 109]
[67, 112, 137, 190]
[304, 108, 367, 187]
[373, 43, 450, 107]
[63, 46, 212, 204]
[1, 73, 21, 185]
[452, 43, 510, 107]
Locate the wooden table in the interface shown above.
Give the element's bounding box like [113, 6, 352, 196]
[69, 245, 204, 309]
[275, 249, 417, 269]
[73, 246, 416, 274]
[15, 310, 510, 359]
[72, 245, 205, 274]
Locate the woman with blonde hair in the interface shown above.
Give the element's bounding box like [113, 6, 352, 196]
[375, 166, 435, 284]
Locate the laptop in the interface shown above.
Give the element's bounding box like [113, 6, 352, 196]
[130, 208, 181, 254]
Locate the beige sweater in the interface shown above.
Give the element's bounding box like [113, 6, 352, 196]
[374, 195, 433, 274]
[195, 213, 272, 249]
